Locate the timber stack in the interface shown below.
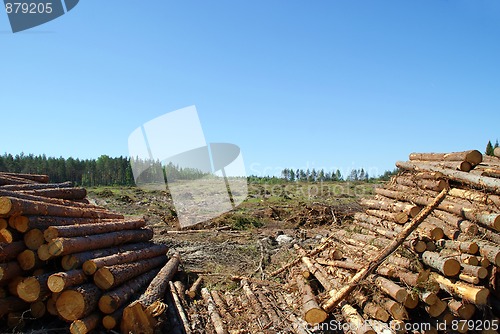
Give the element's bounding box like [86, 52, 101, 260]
[270, 149, 500, 333]
[0, 172, 180, 333]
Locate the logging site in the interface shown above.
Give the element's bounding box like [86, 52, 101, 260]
[1, 148, 500, 334]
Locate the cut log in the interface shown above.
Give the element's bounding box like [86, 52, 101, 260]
[0, 296, 28, 317]
[48, 228, 154, 256]
[448, 299, 476, 320]
[48, 269, 88, 293]
[422, 251, 460, 277]
[17, 273, 51, 302]
[0, 174, 35, 185]
[341, 303, 376, 334]
[0, 195, 123, 219]
[475, 240, 500, 266]
[70, 312, 100, 334]
[403, 291, 419, 309]
[374, 276, 407, 303]
[321, 187, 448, 312]
[436, 239, 478, 255]
[460, 263, 488, 279]
[210, 289, 233, 321]
[0, 181, 73, 191]
[17, 249, 43, 271]
[61, 242, 153, 270]
[240, 278, 269, 323]
[56, 283, 102, 321]
[82, 243, 167, 275]
[37, 244, 53, 261]
[360, 198, 421, 217]
[396, 160, 500, 195]
[30, 300, 46, 318]
[430, 272, 489, 305]
[432, 210, 478, 235]
[102, 307, 124, 330]
[0, 228, 15, 243]
[365, 209, 408, 224]
[201, 288, 228, 334]
[22, 187, 87, 200]
[449, 187, 500, 207]
[16, 216, 115, 232]
[0, 241, 25, 262]
[0, 218, 6, 229]
[295, 274, 327, 324]
[168, 281, 192, 334]
[186, 276, 203, 299]
[409, 150, 483, 165]
[24, 229, 45, 250]
[120, 253, 180, 334]
[425, 297, 447, 317]
[99, 267, 161, 314]
[363, 302, 390, 322]
[94, 255, 167, 290]
[0, 172, 49, 183]
[0, 261, 23, 284]
[419, 291, 438, 305]
[394, 175, 448, 192]
[44, 218, 146, 242]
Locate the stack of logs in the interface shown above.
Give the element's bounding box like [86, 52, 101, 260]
[0, 172, 181, 333]
[270, 149, 500, 333]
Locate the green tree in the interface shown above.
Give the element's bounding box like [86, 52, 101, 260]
[486, 140, 494, 156]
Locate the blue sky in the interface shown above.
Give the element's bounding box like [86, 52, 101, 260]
[1, 1, 499, 177]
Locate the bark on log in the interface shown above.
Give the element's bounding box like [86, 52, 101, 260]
[120, 253, 180, 334]
[201, 288, 228, 334]
[0, 261, 23, 284]
[21, 187, 86, 201]
[56, 283, 102, 321]
[70, 313, 100, 334]
[240, 278, 269, 324]
[475, 240, 500, 266]
[48, 269, 88, 293]
[0, 195, 123, 219]
[374, 276, 407, 303]
[409, 150, 483, 165]
[425, 297, 447, 317]
[16, 216, 115, 232]
[394, 175, 448, 192]
[99, 267, 161, 314]
[61, 242, 153, 270]
[321, 187, 448, 312]
[363, 302, 390, 322]
[210, 289, 233, 321]
[0, 190, 103, 211]
[365, 209, 408, 224]
[94, 255, 167, 290]
[430, 272, 489, 305]
[460, 263, 488, 279]
[0, 181, 73, 191]
[360, 198, 421, 217]
[396, 160, 500, 195]
[24, 228, 44, 250]
[0, 174, 36, 185]
[17, 273, 51, 303]
[44, 218, 146, 242]
[295, 274, 327, 324]
[0, 172, 49, 183]
[17, 249, 43, 271]
[0, 241, 25, 262]
[102, 307, 124, 330]
[48, 228, 153, 256]
[341, 303, 376, 334]
[432, 210, 478, 235]
[186, 276, 203, 299]
[422, 251, 461, 277]
[436, 239, 478, 254]
[0, 296, 28, 317]
[83, 243, 167, 275]
[449, 187, 500, 207]
[448, 299, 476, 320]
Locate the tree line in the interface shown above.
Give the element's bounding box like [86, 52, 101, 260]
[486, 139, 499, 156]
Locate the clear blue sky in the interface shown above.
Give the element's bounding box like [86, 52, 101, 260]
[1, 1, 499, 177]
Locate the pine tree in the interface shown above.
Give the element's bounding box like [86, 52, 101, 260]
[486, 140, 494, 156]
[495, 139, 499, 149]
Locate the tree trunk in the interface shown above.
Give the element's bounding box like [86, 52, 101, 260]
[409, 150, 482, 165]
[374, 276, 407, 303]
[449, 187, 500, 207]
[98, 267, 161, 314]
[363, 302, 390, 322]
[0, 189, 103, 211]
[69, 313, 100, 334]
[430, 272, 489, 305]
[24, 229, 45, 250]
[448, 299, 476, 320]
[0, 174, 36, 185]
[0, 195, 123, 219]
[17, 273, 52, 303]
[0, 172, 49, 183]
[0, 261, 23, 284]
[436, 239, 478, 254]
[341, 303, 376, 334]
[0, 296, 28, 317]
[48, 269, 88, 293]
[295, 274, 327, 324]
[94, 255, 167, 290]
[61, 242, 153, 270]
[48, 228, 153, 256]
[186, 276, 203, 299]
[0, 241, 25, 262]
[201, 288, 228, 334]
[432, 210, 478, 235]
[120, 253, 180, 334]
[360, 198, 421, 217]
[365, 209, 408, 224]
[30, 300, 46, 318]
[0, 181, 73, 191]
[422, 251, 461, 277]
[102, 307, 124, 330]
[425, 297, 447, 317]
[321, 187, 448, 312]
[475, 240, 500, 266]
[17, 249, 43, 271]
[16, 216, 116, 232]
[419, 291, 438, 305]
[21, 187, 87, 201]
[395, 175, 448, 192]
[56, 283, 102, 321]
[44, 218, 146, 242]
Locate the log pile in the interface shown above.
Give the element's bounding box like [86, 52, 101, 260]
[0, 172, 180, 333]
[270, 150, 500, 332]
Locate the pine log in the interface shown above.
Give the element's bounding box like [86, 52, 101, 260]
[0, 218, 6, 229]
[48, 228, 153, 256]
[448, 299, 476, 320]
[425, 297, 447, 317]
[433, 210, 478, 235]
[94, 255, 167, 290]
[61, 242, 153, 270]
[0, 174, 35, 185]
[24, 228, 45, 250]
[430, 272, 489, 305]
[363, 302, 390, 322]
[360, 198, 421, 217]
[321, 187, 448, 312]
[0, 228, 15, 243]
[48, 269, 88, 293]
[56, 283, 102, 321]
[425, 216, 459, 240]
[70, 313, 100, 334]
[0, 195, 123, 219]
[374, 276, 407, 303]
[0, 181, 73, 191]
[17, 249, 43, 271]
[16, 216, 115, 232]
[37, 244, 53, 261]
[475, 240, 500, 266]
[365, 209, 408, 224]
[409, 150, 483, 165]
[477, 225, 500, 245]
[0, 296, 28, 317]
[436, 239, 478, 254]
[44, 218, 146, 242]
[255, 289, 280, 325]
[403, 291, 419, 309]
[394, 175, 448, 191]
[102, 307, 124, 330]
[120, 253, 180, 334]
[396, 160, 500, 194]
[201, 288, 228, 334]
[99, 267, 161, 314]
[0, 189, 103, 211]
[210, 289, 233, 321]
[0, 172, 49, 183]
[30, 300, 46, 318]
[295, 274, 327, 324]
[422, 251, 460, 277]
[186, 276, 203, 299]
[355, 212, 403, 232]
[21, 187, 86, 201]
[449, 187, 500, 207]
[428, 161, 474, 172]
[0, 261, 23, 284]
[341, 303, 376, 334]
[0, 241, 25, 262]
[460, 263, 488, 279]
[17, 273, 51, 302]
[419, 291, 438, 305]
[83, 243, 167, 275]
[240, 278, 269, 324]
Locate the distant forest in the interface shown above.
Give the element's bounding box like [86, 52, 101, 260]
[0, 153, 398, 187]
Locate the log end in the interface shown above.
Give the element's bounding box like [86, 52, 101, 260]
[395, 212, 409, 224]
[304, 308, 328, 325]
[442, 258, 461, 277]
[14, 216, 29, 233]
[94, 268, 114, 290]
[121, 301, 155, 334]
[466, 150, 483, 165]
[17, 249, 36, 271]
[474, 287, 490, 305]
[82, 261, 98, 276]
[0, 197, 12, 215]
[37, 244, 52, 261]
[102, 314, 118, 330]
[98, 295, 117, 314]
[47, 274, 65, 293]
[48, 239, 64, 257]
[56, 290, 86, 321]
[17, 277, 41, 303]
